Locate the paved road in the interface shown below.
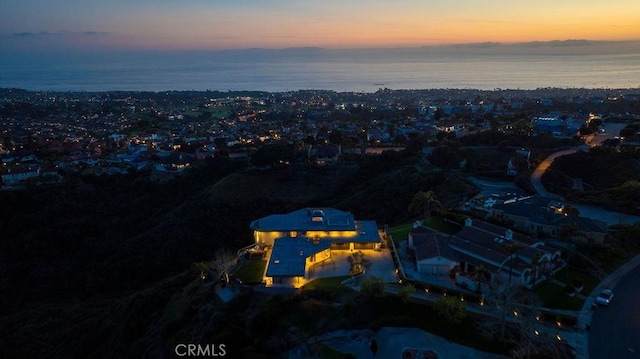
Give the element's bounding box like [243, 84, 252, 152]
[530, 146, 640, 226]
[589, 266, 640, 358]
[530, 147, 588, 200]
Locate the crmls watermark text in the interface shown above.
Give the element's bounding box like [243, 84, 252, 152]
[175, 344, 226, 357]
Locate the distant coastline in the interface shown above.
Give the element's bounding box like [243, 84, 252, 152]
[1, 40, 639, 93]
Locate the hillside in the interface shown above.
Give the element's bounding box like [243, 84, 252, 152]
[0, 151, 479, 357]
[542, 147, 640, 214]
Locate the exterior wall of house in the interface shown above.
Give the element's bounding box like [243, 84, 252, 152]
[257, 230, 369, 247]
[354, 242, 375, 250]
[583, 231, 606, 244]
[455, 275, 479, 292]
[491, 210, 530, 228]
[254, 231, 287, 246]
[526, 221, 605, 245]
[269, 276, 304, 286]
[306, 230, 357, 239]
[330, 243, 350, 250]
[309, 248, 331, 264]
[417, 257, 457, 275]
[1, 169, 40, 184]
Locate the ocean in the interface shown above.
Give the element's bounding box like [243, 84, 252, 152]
[1, 47, 639, 92]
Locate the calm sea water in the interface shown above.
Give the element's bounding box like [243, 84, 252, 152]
[1, 50, 639, 92]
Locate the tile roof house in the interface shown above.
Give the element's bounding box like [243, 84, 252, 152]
[1, 165, 41, 185]
[491, 196, 608, 244]
[453, 218, 563, 288]
[250, 208, 381, 286]
[408, 218, 563, 290]
[408, 226, 458, 276]
[307, 144, 341, 167]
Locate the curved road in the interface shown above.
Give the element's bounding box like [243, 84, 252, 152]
[589, 266, 640, 358]
[530, 146, 588, 200]
[530, 146, 640, 226]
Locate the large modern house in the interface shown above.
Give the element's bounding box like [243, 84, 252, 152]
[250, 208, 382, 286]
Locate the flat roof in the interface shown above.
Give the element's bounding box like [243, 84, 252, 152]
[251, 208, 356, 232]
[266, 237, 331, 277]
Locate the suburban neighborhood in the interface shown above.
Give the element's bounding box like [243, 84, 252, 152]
[2, 87, 640, 358]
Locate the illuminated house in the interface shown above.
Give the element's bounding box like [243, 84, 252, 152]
[250, 208, 381, 285]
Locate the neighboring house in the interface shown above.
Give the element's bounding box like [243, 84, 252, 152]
[408, 219, 563, 290]
[308, 144, 340, 167]
[491, 196, 608, 244]
[491, 196, 549, 227]
[450, 219, 563, 288]
[250, 208, 381, 286]
[1, 165, 40, 185]
[155, 152, 194, 172]
[408, 226, 458, 276]
[526, 213, 608, 244]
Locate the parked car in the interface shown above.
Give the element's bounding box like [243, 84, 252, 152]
[595, 289, 614, 306]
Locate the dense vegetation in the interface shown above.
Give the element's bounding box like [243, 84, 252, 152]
[0, 147, 481, 357]
[8, 124, 625, 358]
[542, 146, 640, 214]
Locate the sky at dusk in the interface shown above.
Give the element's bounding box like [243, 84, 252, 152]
[1, 0, 640, 54]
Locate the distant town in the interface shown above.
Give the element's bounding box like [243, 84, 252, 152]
[2, 86, 640, 358]
[1, 87, 639, 188]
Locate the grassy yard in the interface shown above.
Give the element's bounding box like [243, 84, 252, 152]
[388, 223, 413, 243]
[553, 267, 600, 295]
[425, 216, 462, 235]
[232, 259, 266, 284]
[534, 282, 584, 310]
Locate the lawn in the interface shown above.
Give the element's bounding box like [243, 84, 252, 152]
[425, 216, 462, 235]
[232, 259, 266, 284]
[388, 223, 413, 243]
[534, 282, 584, 310]
[553, 267, 600, 295]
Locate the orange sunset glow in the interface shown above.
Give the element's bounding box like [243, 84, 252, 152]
[2, 0, 639, 52]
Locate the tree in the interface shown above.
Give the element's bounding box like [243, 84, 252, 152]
[481, 281, 521, 342]
[503, 242, 524, 286]
[398, 283, 416, 302]
[408, 191, 441, 223]
[480, 284, 568, 358]
[212, 248, 235, 285]
[347, 251, 370, 275]
[620, 123, 640, 139]
[472, 265, 492, 294]
[369, 338, 378, 357]
[251, 143, 292, 167]
[427, 145, 463, 172]
[434, 296, 466, 328]
[558, 221, 583, 273]
[360, 277, 385, 297]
